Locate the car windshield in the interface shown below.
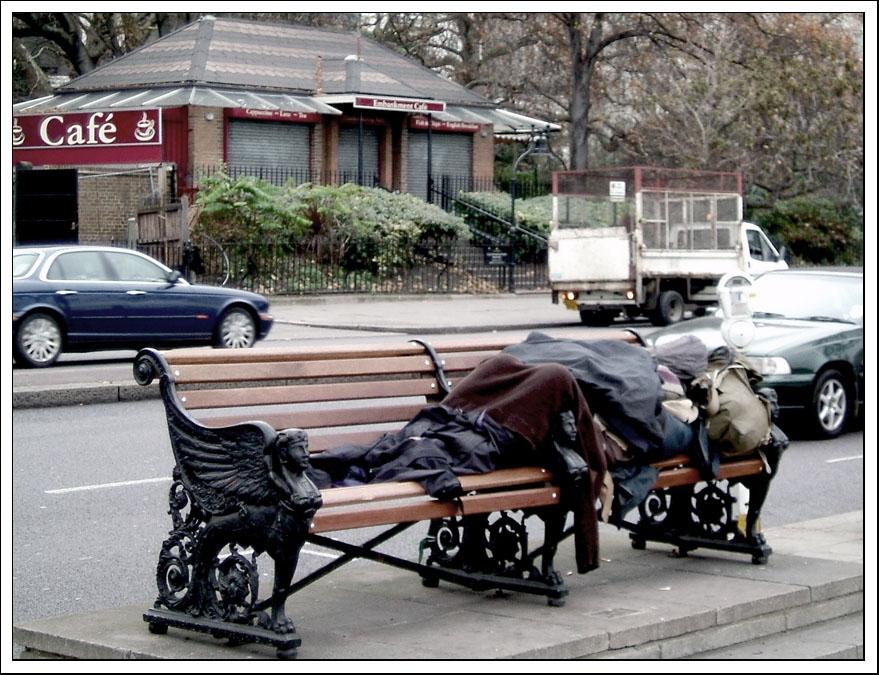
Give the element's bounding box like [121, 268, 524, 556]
[13, 253, 40, 278]
[751, 273, 863, 324]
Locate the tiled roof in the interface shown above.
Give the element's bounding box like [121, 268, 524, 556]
[57, 16, 490, 107]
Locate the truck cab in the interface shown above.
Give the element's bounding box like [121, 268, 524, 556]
[742, 222, 788, 276]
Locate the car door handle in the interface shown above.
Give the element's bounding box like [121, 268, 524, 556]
[126, 290, 148, 296]
[55, 290, 78, 295]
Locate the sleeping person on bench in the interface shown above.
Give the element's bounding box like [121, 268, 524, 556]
[306, 332, 779, 574]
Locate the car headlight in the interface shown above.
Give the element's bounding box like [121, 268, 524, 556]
[749, 356, 792, 376]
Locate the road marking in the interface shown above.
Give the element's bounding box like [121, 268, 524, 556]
[46, 476, 172, 494]
[826, 455, 863, 464]
[301, 547, 340, 560]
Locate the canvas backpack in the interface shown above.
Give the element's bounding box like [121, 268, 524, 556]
[692, 352, 772, 457]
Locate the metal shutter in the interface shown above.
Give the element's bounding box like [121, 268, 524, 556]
[338, 126, 380, 186]
[407, 131, 473, 201]
[227, 120, 311, 184]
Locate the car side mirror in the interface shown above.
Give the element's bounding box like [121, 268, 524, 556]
[778, 245, 790, 263]
[166, 270, 182, 285]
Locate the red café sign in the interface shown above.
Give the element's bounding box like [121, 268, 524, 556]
[354, 96, 445, 114]
[227, 108, 320, 123]
[12, 109, 163, 165]
[409, 116, 480, 133]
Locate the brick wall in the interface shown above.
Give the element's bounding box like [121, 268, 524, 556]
[189, 107, 224, 173]
[77, 170, 154, 243]
[472, 123, 495, 179]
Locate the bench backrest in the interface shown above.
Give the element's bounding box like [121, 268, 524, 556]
[161, 331, 638, 453]
[151, 329, 766, 498]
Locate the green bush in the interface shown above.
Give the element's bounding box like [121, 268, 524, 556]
[194, 171, 310, 243]
[748, 196, 864, 265]
[193, 171, 468, 273]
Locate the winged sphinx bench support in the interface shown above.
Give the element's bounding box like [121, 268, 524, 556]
[135, 349, 322, 659]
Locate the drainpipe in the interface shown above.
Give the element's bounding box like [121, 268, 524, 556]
[345, 55, 364, 186]
[427, 113, 433, 203]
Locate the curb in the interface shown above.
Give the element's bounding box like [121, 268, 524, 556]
[273, 319, 575, 335]
[13, 382, 159, 409]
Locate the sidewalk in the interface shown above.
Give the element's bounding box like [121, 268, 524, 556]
[12, 511, 865, 661]
[267, 291, 580, 333]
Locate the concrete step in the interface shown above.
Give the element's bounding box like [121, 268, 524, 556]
[583, 589, 863, 660]
[13, 517, 865, 660]
[688, 612, 864, 660]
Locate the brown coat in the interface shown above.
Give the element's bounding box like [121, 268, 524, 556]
[442, 353, 608, 572]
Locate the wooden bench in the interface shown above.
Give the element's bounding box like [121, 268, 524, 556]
[133, 333, 775, 658]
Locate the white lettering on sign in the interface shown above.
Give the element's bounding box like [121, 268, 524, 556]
[14, 109, 161, 150]
[354, 96, 446, 113]
[39, 112, 118, 146]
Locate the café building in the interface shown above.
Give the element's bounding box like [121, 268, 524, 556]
[12, 15, 557, 245]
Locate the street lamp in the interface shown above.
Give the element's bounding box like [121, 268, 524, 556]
[509, 126, 555, 292]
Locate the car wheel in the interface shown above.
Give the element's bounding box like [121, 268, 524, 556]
[810, 369, 851, 438]
[215, 307, 256, 348]
[649, 290, 685, 326]
[15, 312, 64, 367]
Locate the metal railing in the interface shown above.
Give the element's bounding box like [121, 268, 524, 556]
[132, 167, 554, 295]
[129, 236, 547, 295]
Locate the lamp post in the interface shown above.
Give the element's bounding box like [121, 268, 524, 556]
[508, 127, 553, 292]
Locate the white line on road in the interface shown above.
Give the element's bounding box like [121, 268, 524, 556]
[826, 455, 863, 464]
[301, 547, 341, 560]
[45, 476, 172, 494]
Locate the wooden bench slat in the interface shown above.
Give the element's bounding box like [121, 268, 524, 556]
[460, 486, 561, 516]
[717, 458, 765, 480]
[310, 486, 560, 533]
[654, 457, 764, 489]
[318, 467, 554, 508]
[199, 402, 428, 431]
[163, 343, 434, 365]
[173, 355, 439, 384]
[181, 378, 440, 410]
[308, 429, 391, 452]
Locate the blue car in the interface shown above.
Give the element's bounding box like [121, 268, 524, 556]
[13, 245, 273, 367]
[645, 269, 864, 438]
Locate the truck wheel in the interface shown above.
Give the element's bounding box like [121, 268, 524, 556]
[650, 290, 685, 326]
[579, 309, 614, 326]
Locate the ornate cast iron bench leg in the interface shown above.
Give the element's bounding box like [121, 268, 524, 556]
[422, 508, 568, 605]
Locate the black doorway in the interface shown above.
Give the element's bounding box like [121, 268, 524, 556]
[14, 167, 79, 245]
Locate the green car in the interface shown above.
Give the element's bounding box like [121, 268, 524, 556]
[645, 270, 864, 438]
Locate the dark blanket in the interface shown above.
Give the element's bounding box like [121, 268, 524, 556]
[503, 332, 665, 456]
[307, 404, 525, 499]
[442, 352, 608, 573]
[308, 352, 609, 573]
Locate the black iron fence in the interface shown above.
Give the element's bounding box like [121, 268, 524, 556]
[136, 167, 553, 295]
[194, 164, 382, 188]
[132, 236, 547, 295]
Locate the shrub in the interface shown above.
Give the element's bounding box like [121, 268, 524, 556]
[193, 170, 310, 243]
[193, 172, 468, 274]
[748, 196, 864, 265]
